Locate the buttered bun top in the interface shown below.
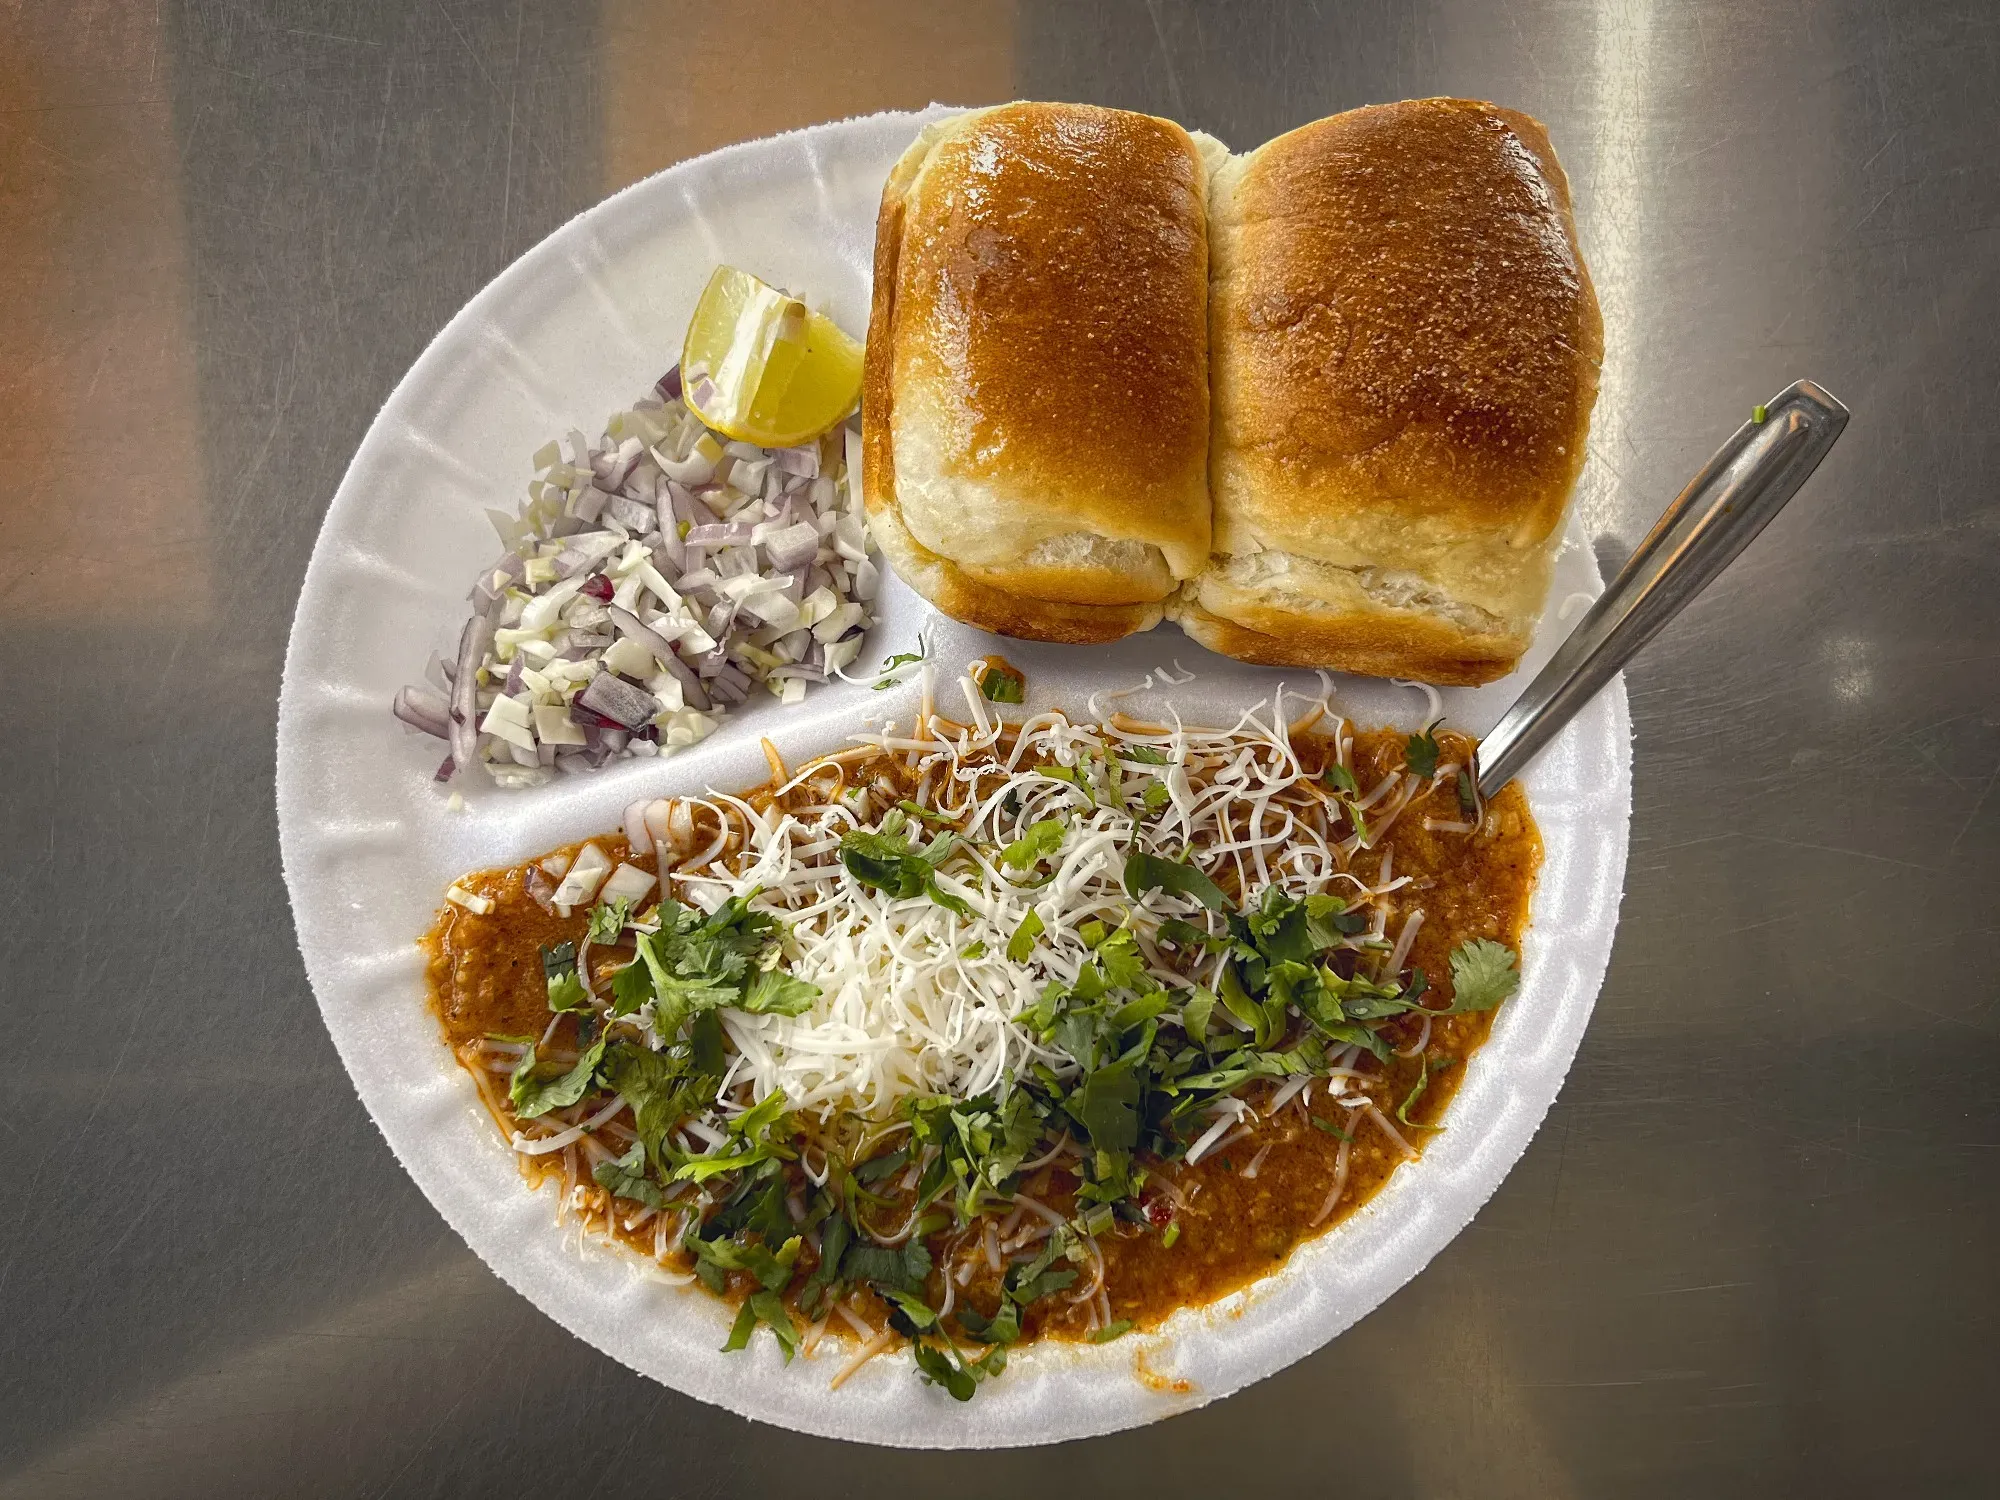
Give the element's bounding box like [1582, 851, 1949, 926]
[1178, 99, 1602, 683]
[863, 102, 1217, 644]
[864, 98, 1601, 679]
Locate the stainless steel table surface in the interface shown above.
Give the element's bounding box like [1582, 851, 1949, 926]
[3, 2, 1994, 1495]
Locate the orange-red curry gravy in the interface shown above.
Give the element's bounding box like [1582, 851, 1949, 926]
[424, 726, 1538, 1347]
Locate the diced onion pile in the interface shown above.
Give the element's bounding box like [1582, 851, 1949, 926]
[392, 370, 879, 788]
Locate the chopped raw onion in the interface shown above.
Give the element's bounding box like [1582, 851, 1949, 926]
[395, 378, 874, 787]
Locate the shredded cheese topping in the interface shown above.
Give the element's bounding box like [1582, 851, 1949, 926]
[652, 668, 1410, 1119]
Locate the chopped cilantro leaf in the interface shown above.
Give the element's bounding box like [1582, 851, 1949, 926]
[1445, 939, 1520, 1012]
[1090, 1320, 1134, 1343]
[1123, 851, 1230, 912]
[979, 663, 1026, 703]
[1070, 1057, 1142, 1151]
[912, 1341, 978, 1401]
[1006, 909, 1045, 964]
[871, 636, 930, 690]
[739, 967, 819, 1016]
[1323, 763, 1359, 796]
[1405, 720, 1443, 780]
[540, 941, 592, 1013]
[960, 940, 987, 960]
[1457, 770, 1478, 822]
[1123, 745, 1169, 765]
[509, 1033, 607, 1120]
[585, 897, 631, 945]
[592, 1140, 667, 1208]
[1001, 818, 1066, 870]
[840, 827, 970, 916]
[723, 1289, 799, 1362]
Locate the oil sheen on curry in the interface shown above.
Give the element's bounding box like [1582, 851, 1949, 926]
[424, 670, 1538, 1399]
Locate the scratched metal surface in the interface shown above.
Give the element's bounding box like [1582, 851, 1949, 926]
[2, 1, 1994, 1495]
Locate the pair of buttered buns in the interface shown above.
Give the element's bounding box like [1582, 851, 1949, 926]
[862, 99, 1603, 685]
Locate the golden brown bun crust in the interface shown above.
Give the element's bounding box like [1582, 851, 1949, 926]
[863, 102, 1210, 626]
[1174, 599, 1519, 687]
[1208, 97, 1602, 552]
[867, 498, 1164, 644]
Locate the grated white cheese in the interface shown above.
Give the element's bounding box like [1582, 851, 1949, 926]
[649, 676, 1373, 1120]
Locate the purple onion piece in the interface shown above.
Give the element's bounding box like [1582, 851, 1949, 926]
[686, 523, 752, 546]
[607, 494, 655, 532]
[503, 658, 524, 694]
[527, 867, 558, 910]
[578, 670, 659, 731]
[763, 523, 820, 572]
[450, 614, 494, 771]
[770, 444, 819, 478]
[608, 605, 681, 668]
[603, 442, 642, 492]
[668, 482, 705, 530]
[656, 365, 682, 400]
[434, 753, 458, 783]
[767, 665, 827, 683]
[651, 641, 711, 711]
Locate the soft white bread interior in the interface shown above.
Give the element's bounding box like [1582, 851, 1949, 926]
[1174, 98, 1603, 684]
[863, 102, 1217, 644]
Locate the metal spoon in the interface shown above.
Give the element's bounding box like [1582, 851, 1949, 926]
[1474, 379, 1850, 798]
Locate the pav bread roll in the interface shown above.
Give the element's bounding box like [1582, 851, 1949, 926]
[864, 103, 1218, 644]
[1176, 99, 1602, 684]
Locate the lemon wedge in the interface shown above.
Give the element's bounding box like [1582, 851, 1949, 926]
[680, 266, 864, 448]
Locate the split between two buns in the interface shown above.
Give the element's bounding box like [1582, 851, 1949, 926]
[862, 98, 1603, 686]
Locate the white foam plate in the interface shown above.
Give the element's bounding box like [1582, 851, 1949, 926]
[277, 105, 1630, 1449]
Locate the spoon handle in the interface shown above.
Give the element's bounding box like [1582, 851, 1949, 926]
[1474, 379, 1850, 799]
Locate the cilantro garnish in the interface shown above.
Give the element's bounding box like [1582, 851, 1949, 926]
[871, 634, 930, 690]
[1457, 770, 1478, 822]
[724, 1290, 799, 1362]
[1123, 851, 1230, 912]
[839, 821, 970, 916]
[979, 662, 1026, 703]
[1445, 939, 1520, 1012]
[1405, 720, 1443, 779]
[509, 1033, 607, 1120]
[585, 897, 631, 945]
[1006, 909, 1045, 963]
[541, 941, 591, 1013]
[1000, 818, 1066, 871]
[1323, 763, 1359, 796]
